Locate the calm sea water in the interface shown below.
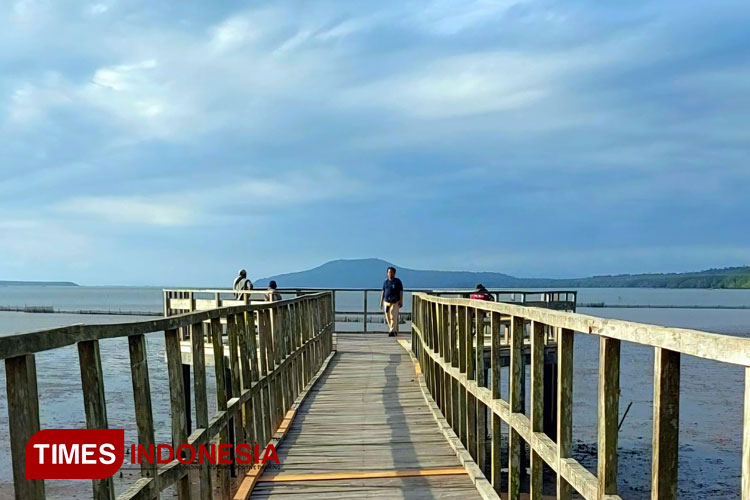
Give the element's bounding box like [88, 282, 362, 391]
[0, 286, 749, 499]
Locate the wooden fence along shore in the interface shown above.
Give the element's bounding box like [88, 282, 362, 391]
[0, 292, 333, 500]
[410, 292, 750, 500]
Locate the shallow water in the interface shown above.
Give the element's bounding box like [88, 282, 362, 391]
[0, 287, 748, 499]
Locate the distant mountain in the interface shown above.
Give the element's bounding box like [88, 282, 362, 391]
[255, 259, 750, 289]
[256, 258, 521, 288]
[0, 280, 78, 287]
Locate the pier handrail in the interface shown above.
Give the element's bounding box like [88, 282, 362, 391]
[410, 292, 750, 500]
[163, 288, 577, 333]
[2, 292, 334, 500]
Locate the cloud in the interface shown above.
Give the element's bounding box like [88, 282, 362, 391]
[1, 0, 749, 284]
[53, 167, 365, 227]
[58, 196, 195, 226]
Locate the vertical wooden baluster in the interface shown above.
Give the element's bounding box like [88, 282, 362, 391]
[458, 305, 467, 446]
[443, 304, 453, 428]
[227, 314, 244, 470]
[272, 306, 283, 427]
[475, 308, 486, 472]
[128, 334, 159, 498]
[425, 302, 432, 393]
[466, 307, 477, 461]
[191, 321, 212, 500]
[451, 305, 460, 434]
[652, 347, 680, 500]
[742, 367, 750, 500]
[210, 317, 231, 499]
[257, 310, 273, 442]
[508, 316, 523, 500]
[247, 311, 265, 447]
[6, 354, 45, 500]
[598, 337, 621, 498]
[291, 303, 301, 398]
[281, 305, 289, 416]
[557, 328, 574, 500]
[78, 340, 114, 500]
[530, 321, 545, 499]
[490, 311, 502, 493]
[237, 312, 255, 446]
[296, 302, 304, 393]
[164, 329, 191, 500]
[434, 302, 442, 410]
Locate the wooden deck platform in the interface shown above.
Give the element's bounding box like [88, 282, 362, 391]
[251, 333, 485, 499]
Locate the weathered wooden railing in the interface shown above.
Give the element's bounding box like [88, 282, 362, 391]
[411, 292, 750, 500]
[164, 288, 576, 333]
[1, 292, 334, 500]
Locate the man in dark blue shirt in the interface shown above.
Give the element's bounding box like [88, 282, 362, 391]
[379, 266, 404, 336]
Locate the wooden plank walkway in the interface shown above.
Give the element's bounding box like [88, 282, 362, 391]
[251, 333, 484, 499]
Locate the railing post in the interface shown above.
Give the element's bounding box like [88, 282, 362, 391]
[363, 291, 368, 333]
[508, 316, 524, 500]
[128, 334, 158, 498]
[598, 337, 621, 498]
[530, 321, 545, 499]
[475, 308, 487, 473]
[652, 347, 680, 500]
[164, 329, 191, 500]
[743, 367, 750, 500]
[6, 354, 45, 500]
[210, 317, 231, 499]
[466, 307, 477, 461]
[191, 320, 212, 500]
[78, 340, 114, 500]
[458, 305, 467, 446]
[490, 311, 502, 493]
[557, 328, 574, 500]
[443, 304, 453, 429]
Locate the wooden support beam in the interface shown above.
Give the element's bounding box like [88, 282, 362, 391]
[475, 308, 486, 473]
[467, 307, 477, 461]
[743, 367, 750, 500]
[6, 354, 45, 500]
[557, 328, 574, 500]
[651, 347, 680, 500]
[490, 311, 502, 493]
[508, 316, 524, 500]
[190, 322, 212, 500]
[530, 321, 545, 500]
[458, 305, 468, 446]
[443, 304, 453, 428]
[210, 317, 231, 499]
[598, 337, 621, 498]
[164, 329, 191, 500]
[128, 334, 160, 499]
[78, 340, 114, 500]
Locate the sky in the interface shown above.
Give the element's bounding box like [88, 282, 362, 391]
[1, 0, 749, 286]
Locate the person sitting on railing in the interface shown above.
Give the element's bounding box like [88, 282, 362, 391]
[233, 269, 253, 299]
[470, 283, 494, 301]
[265, 280, 282, 302]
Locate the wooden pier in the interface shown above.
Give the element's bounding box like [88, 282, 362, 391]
[1, 288, 750, 500]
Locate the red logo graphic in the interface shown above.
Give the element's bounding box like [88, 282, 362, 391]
[25, 429, 124, 479]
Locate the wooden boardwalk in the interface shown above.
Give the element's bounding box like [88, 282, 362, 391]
[251, 333, 484, 499]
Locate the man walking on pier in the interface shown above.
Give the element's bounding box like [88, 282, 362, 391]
[380, 266, 403, 337]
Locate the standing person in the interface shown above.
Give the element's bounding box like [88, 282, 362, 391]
[265, 280, 282, 302]
[470, 283, 495, 301]
[380, 266, 403, 337]
[233, 269, 253, 299]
